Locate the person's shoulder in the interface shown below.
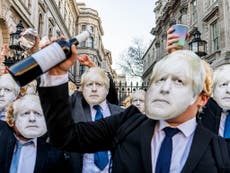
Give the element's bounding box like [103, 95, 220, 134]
[0, 120, 11, 131]
[206, 98, 221, 110]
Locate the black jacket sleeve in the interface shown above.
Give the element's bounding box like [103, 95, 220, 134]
[38, 83, 139, 153]
[106, 73, 119, 105]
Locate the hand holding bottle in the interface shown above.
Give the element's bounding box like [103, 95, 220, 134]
[9, 30, 91, 86]
[48, 44, 78, 75]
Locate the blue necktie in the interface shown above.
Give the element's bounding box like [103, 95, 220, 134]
[155, 127, 180, 173]
[10, 142, 23, 173]
[10, 141, 33, 173]
[93, 105, 109, 170]
[0, 110, 4, 120]
[224, 111, 230, 138]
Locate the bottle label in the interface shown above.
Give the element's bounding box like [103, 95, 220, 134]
[32, 42, 66, 72]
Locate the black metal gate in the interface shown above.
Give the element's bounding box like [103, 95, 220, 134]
[115, 81, 149, 106]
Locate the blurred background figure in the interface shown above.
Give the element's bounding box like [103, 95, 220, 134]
[122, 96, 131, 108]
[0, 74, 20, 121]
[130, 89, 146, 113]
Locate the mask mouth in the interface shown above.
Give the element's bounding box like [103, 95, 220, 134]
[26, 125, 39, 128]
[152, 99, 170, 104]
[222, 97, 230, 99]
[90, 95, 99, 97]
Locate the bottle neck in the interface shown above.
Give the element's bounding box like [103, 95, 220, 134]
[69, 38, 79, 46]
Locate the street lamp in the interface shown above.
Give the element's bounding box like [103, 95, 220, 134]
[4, 20, 25, 67]
[189, 27, 207, 57]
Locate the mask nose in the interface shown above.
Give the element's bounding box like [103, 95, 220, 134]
[28, 112, 36, 122]
[160, 78, 171, 94]
[91, 83, 97, 91]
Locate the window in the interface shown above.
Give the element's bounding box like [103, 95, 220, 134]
[48, 27, 53, 39]
[58, 0, 61, 8]
[90, 26, 94, 33]
[191, 0, 197, 23]
[88, 37, 94, 48]
[82, 25, 86, 31]
[28, 0, 31, 9]
[211, 21, 219, 51]
[178, 15, 182, 24]
[38, 14, 43, 36]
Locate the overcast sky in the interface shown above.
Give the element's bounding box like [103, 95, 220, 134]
[78, 0, 155, 70]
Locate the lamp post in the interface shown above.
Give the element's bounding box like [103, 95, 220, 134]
[4, 20, 25, 67]
[189, 27, 207, 57]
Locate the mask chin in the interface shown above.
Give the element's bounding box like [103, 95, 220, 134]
[20, 129, 47, 139]
[145, 96, 197, 120]
[17, 126, 47, 139]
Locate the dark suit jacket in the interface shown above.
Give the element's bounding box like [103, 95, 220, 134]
[200, 98, 222, 135]
[0, 121, 68, 173]
[38, 83, 230, 173]
[67, 91, 123, 172]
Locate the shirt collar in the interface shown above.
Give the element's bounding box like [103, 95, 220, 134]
[15, 136, 38, 148]
[158, 117, 197, 138]
[90, 100, 107, 111]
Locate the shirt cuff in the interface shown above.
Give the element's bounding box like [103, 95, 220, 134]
[39, 72, 68, 87]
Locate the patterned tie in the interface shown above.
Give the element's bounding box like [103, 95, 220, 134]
[155, 127, 180, 173]
[93, 105, 109, 170]
[10, 141, 33, 173]
[224, 111, 230, 138]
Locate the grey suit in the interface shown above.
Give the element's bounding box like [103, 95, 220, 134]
[67, 91, 123, 173]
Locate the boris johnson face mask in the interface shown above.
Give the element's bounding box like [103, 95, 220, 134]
[14, 95, 47, 138]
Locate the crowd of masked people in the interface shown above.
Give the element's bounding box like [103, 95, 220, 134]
[1, 26, 230, 173]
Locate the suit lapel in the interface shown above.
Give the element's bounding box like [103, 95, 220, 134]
[108, 102, 122, 115]
[140, 119, 156, 173]
[5, 135, 16, 172]
[82, 97, 92, 121]
[34, 138, 47, 173]
[215, 105, 222, 133]
[181, 124, 213, 173]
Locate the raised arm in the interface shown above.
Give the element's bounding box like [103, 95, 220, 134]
[38, 81, 140, 152]
[166, 27, 190, 53]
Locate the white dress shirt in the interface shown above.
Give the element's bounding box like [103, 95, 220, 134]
[151, 117, 197, 173]
[39, 72, 68, 87]
[14, 137, 37, 173]
[82, 100, 112, 173]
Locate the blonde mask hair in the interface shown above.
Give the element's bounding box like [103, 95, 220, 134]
[80, 67, 110, 90]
